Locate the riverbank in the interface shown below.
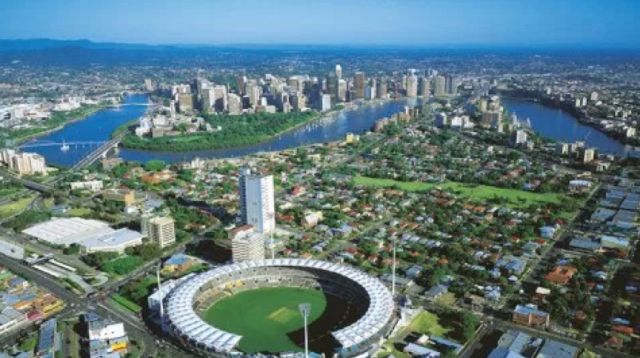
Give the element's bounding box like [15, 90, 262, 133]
[120, 111, 323, 152]
[5, 104, 109, 147]
[500, 89, 639, 147]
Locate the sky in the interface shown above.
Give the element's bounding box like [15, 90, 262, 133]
[1, 0, 639, 48]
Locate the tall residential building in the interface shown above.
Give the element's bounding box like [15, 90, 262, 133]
[245, 174, 275, 233]
[141, 216, 176, 248]
[321, 94, 332, 111]
[406, 74, 418, 97]
[238, 167, 251, 225]
[434, 75, 446, 97]
[227, 93, 242, 115]
[236, 75, 247, 95]
[337, 79, 347, 102]
[8, 152, 47, 176]
[200, 88, 215, 113]
[212, 85, 228, 113]
[177, 93, 194, 113]
[376, 80, 388, 99]
[445, 75, 459, 95]
[419, 77, 430, 97]
[354, 71, 366, 99]
[231, 226, 265, 262]
[246, 81, 261, 107]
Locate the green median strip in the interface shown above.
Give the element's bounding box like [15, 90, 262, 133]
[110, 293, 142, 313]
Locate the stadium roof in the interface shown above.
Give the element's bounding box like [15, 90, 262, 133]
[81, 228, 144, 253]
[22, 217, 112, 246]
[165, 258, 394, 353]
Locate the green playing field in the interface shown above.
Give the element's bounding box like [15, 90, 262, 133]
[202, 287, 328, 353]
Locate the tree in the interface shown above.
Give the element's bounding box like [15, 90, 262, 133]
[144, 160, 166, 172]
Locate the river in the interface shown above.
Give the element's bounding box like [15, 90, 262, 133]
[502, 98, 632, 156]
[19, 94, 150, 167]
[23, 95, 632, 167]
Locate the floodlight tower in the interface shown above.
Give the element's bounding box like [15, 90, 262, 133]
[157, 264, 164, 319]
[391, 237, 397, 297]
[299, 303, 311, 358]
[268, 212, 276, 259]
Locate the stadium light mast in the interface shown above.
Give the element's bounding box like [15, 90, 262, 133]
[299, 303, 311, 358]
[157, 264, 164, 319]
[269, 212, 276, 260]
[391, 237, 397, 297]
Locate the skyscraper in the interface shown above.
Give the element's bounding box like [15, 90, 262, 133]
[376, 79, 387, 99]
[354, 71, 366, 99]
[445, 75, 459, 95]
[239, 169, 275, 233]
[419, 77, 430, 97]
[406, 74, 418, 97]
[434, 75, 446, 97]
[335, 64, 342, 79]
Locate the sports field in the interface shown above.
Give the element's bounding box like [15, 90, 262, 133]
[203, 287, 327, 353]
[353, 175, 568, 209]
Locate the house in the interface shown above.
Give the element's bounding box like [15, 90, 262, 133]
[403, 343, 440, 358]
[162, 254, 194, 274]
[544, 265, 577, 285]
[512, 304, 550, 328]
[424, 285, 448, 301]
[536, 339, 578, 358]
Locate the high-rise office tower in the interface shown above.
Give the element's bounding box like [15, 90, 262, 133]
[227, 93, 242, 115]
[445, 75, 459, 95]
[434, 75, 446, 97]
[337, 79, 347, 102]
[376, 79, 387, 99]
[236, 75, 247, 95]
[335, 64, 342, 79]
[239, 169, 275, 233]
[354, 71, 366, 99]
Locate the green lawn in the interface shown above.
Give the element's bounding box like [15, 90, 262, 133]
[0, 195, 36, 219]
[110, 293, 142, 313]
[353, 175, 567, 209]
[203, 287, 327, 353]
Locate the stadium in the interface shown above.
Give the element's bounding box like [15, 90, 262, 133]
[164, 258, 396, 357]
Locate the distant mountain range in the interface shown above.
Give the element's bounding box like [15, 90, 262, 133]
[0, 38, 171, 51]
[0, 38, 637, 69]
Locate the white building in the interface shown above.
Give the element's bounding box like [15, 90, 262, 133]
[243, 174, 275, 233]
[239, 169, 275, 234]
[3, 152, 47, 176]
[141, 216, 176, 248]
[321, 94, 331, 112]
[70, 180, 104, 192]
[231, 228, 265, 262]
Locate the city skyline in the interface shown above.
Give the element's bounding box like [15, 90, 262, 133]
[1, 0, 640, 49]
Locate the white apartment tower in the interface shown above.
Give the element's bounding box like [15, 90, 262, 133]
[239, 169, 275, 233]
[231, 229, 265, 262]
[141, 216, 176, 248]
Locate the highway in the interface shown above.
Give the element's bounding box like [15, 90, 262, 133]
[0, 168, 52, 193]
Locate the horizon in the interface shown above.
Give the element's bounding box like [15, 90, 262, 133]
[3, 37, 640, 53]
[2, 0, 639, 49]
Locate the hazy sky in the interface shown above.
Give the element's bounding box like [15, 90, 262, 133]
[1, 0, 639, 48]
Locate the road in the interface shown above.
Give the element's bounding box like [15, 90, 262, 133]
[0, 254, 157, 357]
[0, 167, 52, 193]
